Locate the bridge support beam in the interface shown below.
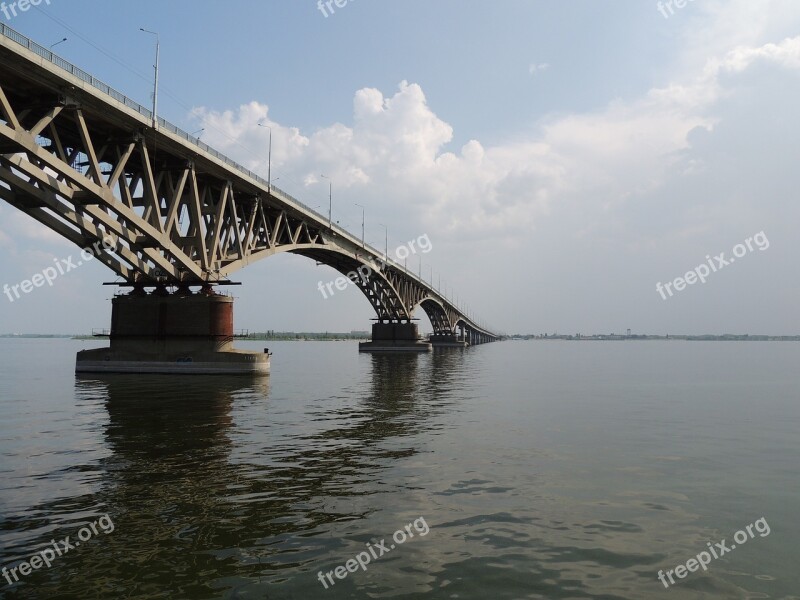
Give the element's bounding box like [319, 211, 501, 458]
[76, 291, 269, 375]
[359, 322, 432, 353]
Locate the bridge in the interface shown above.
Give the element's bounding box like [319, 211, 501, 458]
[0, 24, 500, 374]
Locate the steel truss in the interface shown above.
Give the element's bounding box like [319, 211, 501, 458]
[0, 38, 499, 342]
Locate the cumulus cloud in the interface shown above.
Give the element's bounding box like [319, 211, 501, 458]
[676, 0, 800, 64]
[189, 34, 800, 244]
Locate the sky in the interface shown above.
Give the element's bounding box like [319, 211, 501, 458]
[1, 0, 799, 335]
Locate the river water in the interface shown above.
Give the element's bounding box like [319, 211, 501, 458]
[0, 338, 798, 599]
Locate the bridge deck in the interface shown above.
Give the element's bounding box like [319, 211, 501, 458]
[0, 23, 499, 339]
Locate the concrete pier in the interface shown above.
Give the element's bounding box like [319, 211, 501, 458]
[430, 333, 468, 348]
[358, 323, 432, 353]
[76, 291, 269, 375]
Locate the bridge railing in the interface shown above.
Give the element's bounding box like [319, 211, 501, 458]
[0, 23, 407, 272]
[0, 23, 496, 334]
[4, 28, 368, 239]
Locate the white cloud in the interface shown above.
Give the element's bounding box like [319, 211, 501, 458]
[528, 62, 549, 75]
[676, 0, 800, 64]
[190, 35, 800, 244]
[3, 211, 69, 246]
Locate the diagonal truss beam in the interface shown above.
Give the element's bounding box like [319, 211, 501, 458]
[0, 62, 497, 335]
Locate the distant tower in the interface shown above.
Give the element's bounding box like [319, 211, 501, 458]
[626, 328, 631, 337]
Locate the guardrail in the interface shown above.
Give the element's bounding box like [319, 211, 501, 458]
[0, 24, 403, 267]
[0, 23, 494, 333]
[0, 25, 329, 216]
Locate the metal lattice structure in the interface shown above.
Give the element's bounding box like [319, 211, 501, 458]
[0, 24, 499, 344]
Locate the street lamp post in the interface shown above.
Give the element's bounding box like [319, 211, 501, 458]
[50, 37, 67, 50]
[258, 122, 272, 190]
[354, 203, 365, 247]
[139, 28, 160, 129]
[321, 175, 332, 230]
[379, 223, 388, 262]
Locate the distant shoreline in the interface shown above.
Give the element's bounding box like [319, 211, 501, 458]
[2, 333, 799, 342]
[0, 333, 372, 341]
[512, 334, 800, 342]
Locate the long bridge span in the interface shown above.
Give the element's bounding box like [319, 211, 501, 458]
[0, 24, 500, 373]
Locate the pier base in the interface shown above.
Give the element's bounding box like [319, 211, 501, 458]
[76, 292, 269, 375]
[430, 333, 468, 348]
[358, 323, 432, 353]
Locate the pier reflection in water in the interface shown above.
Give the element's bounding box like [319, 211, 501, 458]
[2, 348, 471, 599]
